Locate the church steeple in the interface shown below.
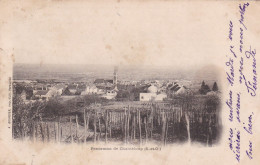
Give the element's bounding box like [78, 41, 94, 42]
[113, 66, 118, 90]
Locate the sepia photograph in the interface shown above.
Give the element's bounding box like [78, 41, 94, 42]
[1, 1, 259, 165]
[12, 64, 222, 146]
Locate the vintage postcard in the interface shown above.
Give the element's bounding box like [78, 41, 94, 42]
[0, 0, 259, 164]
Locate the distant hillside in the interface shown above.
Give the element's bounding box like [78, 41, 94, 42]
[13, 64, 220, 83]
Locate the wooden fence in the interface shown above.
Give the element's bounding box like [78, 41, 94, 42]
[27, 103, 220, 146]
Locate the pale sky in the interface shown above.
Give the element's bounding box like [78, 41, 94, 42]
[0, 1, 244, 68]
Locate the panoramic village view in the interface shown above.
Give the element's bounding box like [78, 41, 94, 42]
[13, 64, 221, 146]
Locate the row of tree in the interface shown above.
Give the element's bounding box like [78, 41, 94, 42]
[199, 81, 218, 95]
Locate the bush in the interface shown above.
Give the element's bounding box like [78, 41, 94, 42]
[12, 95, 46, 139]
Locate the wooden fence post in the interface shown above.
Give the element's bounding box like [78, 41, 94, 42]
[133, 114, 136, 140]
[94, 109, 97, 144]
[138, 109, 142, 145]
[32, 122, 36, 142]
[98, 114, 101, 142]
[76, 114, 79, 139]
[144, 117, 148, 144]
[46, 123, 50, 142]
[84, 109, 87, 144]
[185, 112, 191, 145]
[40, 122, 44, 142]
[54, 122, 57, 142]
[127, 105, 130, 143]
[124, 107, 127, 144]
[35, 122, 38, 142]
[70, 116, 73, 143]
[165, 113, 169, 146]
[151, 106, 154, 139]
[60, 126, 62, 142]
[109, 112, 112, 138]
[86, 112, 89, 142]
[207, 114, 212, 147]
[161, 112, 166, 145]
[105, 110, 108, 144]
[58, 117, 61, 142]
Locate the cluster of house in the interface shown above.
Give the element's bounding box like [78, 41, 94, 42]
[13, 78, 119, 101]
[14, 78, 190, 102]
[139, 82, 189, 101]
[81, 79, 118, 99]
[15, 81, 190, 103]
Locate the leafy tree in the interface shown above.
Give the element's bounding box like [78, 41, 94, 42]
[212, 82, 219, 91]
[205, 94, 220, 113]
[75, 90, 82, 95]
[199, 81, 211, 95]
[12, 95, 46, 139]
[42, 97, 64, 118]
[202, 81, 205, 87]
[131, 86, 148, 101]
[116, 90, 130, 100]
[62, 87, 71, 95]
